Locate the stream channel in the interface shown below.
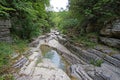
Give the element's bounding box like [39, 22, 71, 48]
[40, 45, 77, 80]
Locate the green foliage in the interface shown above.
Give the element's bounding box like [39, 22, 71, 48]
[0, 74, 14, 80]
[69, 0, 120, 34]
[12, 38, 28, 54]
[0, 42, 13, 67]
[11, 0, 50, 39]
[60, 18, 79, 34]
[0, 39, 28, 77]
[50, 11, 79, 34]
[0, 43, 13, 79]
[90, 59, 104, 67]
[69, 0, 120, 18]
[50, 12, 63, 27]
[0, 0, 51, 39]
[60, 19, 78, 29]
[0, 5, 15, 18]
[0, 40, 28, 66]
[53, 0, 120, 47]
[71, 35, 97, 48]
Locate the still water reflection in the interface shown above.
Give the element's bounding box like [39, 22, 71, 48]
[40, 45, 67, 71]
[44, 50, 65, 70]
[40, 45, 77, 80]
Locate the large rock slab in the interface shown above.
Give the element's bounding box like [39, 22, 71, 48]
[15, 58, 71, 80]
[112, 54, 120, 61]
[0, 36, 12, 42]
[70, 64, 93, 80]
[70, 63, 120, 80]
[100, 19, 120, 38]
[0, 19, 11, 27]
[65, 43, 101, 63]
[99, 37, 120, 49]
[87, 49, 120, 68]
[95, 45, 119, 55]
[15, 34, 71, 80]
[0, 29, 10, 38]
[14, 30, 120, 80]
[0, 19, 12, 42]
[32, 59, 71, 80]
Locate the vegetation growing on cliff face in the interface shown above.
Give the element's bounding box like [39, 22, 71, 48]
[69, 0, 120, 33]
[0, 0, 51, 79]
[0, 0, 51, 39]
[50, 0, 120, 47]
[0, 39, 28, 80]
[1, 0, 119, 44]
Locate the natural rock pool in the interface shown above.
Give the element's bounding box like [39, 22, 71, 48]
[40, 45, 69, 72]
[45, 50, 66, 70]
[40, 45, 77, 80]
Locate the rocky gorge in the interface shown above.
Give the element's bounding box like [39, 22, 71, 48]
[0, 0, 120, 80]
[12, 28, 120, 80]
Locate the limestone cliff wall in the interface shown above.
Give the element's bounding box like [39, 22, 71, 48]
[0, 19, 12, 42]
[100, 19, 120, 49]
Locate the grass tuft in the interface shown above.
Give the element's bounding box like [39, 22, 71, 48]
[0, 38, 28, 80]
[90, 59, 104, 67]
[70, 32, 99, 48]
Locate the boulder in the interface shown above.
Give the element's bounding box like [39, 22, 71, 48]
[0, 29, 10, 38]
[99, 37, 120, 49]
[70, 64, 93, 80]
[0, 36, 12, 43]
[112, 54, 120, 61]
[88, 49, 120, 68]
[100, 19, 120, 38]
[95, 45, 120, 56]
[70, 63, 120, 80]
[65, 44, 102, 64]
[112, 19, 120, 38]
[0, 19, 11, 27]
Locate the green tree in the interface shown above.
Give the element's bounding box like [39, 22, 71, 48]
[0, 0, 51, 39]
[69, 0, 120, 34]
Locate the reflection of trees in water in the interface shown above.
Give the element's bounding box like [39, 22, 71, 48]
[40, 45, 51, 56]
[44, 50, 54, 59]
[41, 46, 66, 71]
